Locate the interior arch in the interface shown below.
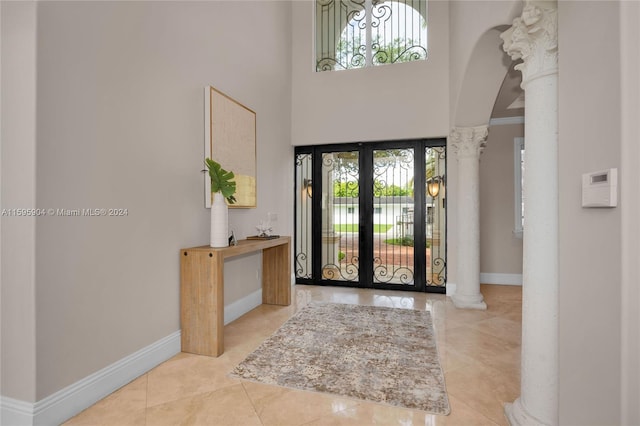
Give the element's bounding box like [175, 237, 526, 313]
[453, 26, 515, 127]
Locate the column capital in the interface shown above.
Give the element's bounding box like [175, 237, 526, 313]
[501, 0, 558, 85]
[450, 125, 489, 159]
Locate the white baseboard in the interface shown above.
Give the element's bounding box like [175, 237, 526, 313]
[1, 288, 288, 425]
[489, 116, 525, 126]
[446, 283, 456, 296]
[224, 289, 263, 325]
[223, 283, 298, 325]
[446, 274, 521, 298]
[1, 396, 33, 426]
[1, 331, 181, 426]
[480, 273, 523, 286]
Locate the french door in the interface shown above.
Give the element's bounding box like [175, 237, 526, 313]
[295, 139, 446, 293]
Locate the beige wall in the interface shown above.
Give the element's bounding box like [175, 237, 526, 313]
[291, 0, 450, 145]
[479, 123, 523, 275]
[0, 1, 292, 400]
[558, 2, 622, 424]
[620, 3, 640, 423]
[0, 1, 38, 402]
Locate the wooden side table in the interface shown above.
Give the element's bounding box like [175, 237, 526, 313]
[180, 236, 291, 357]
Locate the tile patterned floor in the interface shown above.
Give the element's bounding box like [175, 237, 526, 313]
[64, 284, 521, 426]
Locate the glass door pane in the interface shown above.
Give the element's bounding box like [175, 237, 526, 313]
[372, 148, 415, 286]
[426, 146, 446, 288]
[321, 151, 359, 282]
[295, 153, 313, 281]
[294, 140, 446, 293]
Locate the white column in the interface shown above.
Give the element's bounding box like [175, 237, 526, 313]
[450, 125, 488, 310]
[501, 2, 558, 425]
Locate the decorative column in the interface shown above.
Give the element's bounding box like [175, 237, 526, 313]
[450, 125, 489, 310]
[501, 2, 558, 425]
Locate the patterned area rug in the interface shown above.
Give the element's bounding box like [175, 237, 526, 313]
[231, 302, 450, 414]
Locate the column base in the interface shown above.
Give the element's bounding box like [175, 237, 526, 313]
[451, 293, 487, 310]
[505, 397, 549, 426]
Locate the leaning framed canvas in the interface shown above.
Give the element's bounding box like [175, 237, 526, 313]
[204, 86, 257, 208]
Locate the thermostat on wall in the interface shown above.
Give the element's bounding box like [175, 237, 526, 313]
[582, 168, 617, 208]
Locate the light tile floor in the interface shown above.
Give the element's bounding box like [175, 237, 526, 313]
[64, 284, 521, 426]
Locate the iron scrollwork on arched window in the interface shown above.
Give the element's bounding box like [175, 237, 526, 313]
[316, 0, 428, 72]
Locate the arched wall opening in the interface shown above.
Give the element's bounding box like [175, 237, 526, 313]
[453, 26, 514, 127]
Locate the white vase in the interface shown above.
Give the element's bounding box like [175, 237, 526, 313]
[210, 192, 229, 247]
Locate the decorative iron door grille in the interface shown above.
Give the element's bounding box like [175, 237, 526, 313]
[372, 148, 416, 285]
[294, 139, 446, 293]
[425, 146, 446, 287]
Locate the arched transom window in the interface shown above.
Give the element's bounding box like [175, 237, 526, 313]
[316, 0, 427, 72]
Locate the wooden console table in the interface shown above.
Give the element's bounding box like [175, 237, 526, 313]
[180, 236, 291, 357]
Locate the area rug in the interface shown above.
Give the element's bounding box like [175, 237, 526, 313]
[230, 302, 450, 414]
